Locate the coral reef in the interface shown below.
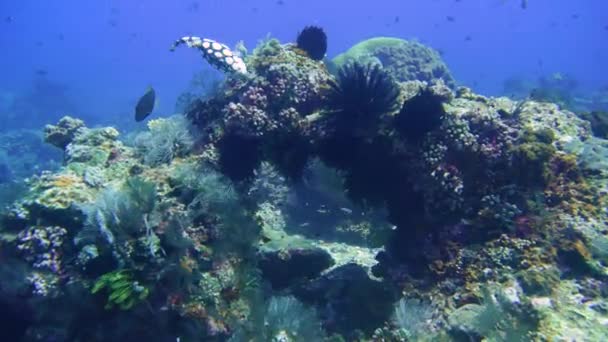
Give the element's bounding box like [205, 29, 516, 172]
[1, 34, 608, 341]
[579, 110, 608, 139]
[43, 116, 85, 150]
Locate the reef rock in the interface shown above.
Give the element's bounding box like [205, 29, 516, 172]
[294, 263, 396, 335]
[43, 116, 85, 150]
[447, 304, 485, 340]
[258, 245, 334, 289]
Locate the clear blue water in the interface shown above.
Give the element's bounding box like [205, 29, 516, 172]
[1, 0, 606, 127]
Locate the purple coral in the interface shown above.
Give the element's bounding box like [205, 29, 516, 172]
[17, 225, 67, 297]
[17, 225, 67, 273]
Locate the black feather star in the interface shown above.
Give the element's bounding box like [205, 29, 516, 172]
[296, 26, 327, 61]
[325, 62, 400, 136]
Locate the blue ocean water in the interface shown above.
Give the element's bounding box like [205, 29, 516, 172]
[1, 0, 606, 127]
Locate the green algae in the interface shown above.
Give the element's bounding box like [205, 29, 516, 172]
[92, 269, 149, 310]
[516, 267, 561, 296]
[510, 128, 557, 186]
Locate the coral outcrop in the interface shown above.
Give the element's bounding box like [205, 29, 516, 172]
[1, 35, 608, 341]
[332, 37, 456, 88]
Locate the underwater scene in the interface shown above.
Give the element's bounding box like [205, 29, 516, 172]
[1, 0, 608, 341]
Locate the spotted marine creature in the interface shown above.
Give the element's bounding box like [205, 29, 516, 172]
[170, 36, 247, 74]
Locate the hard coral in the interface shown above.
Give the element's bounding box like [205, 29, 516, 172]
[185, 37, 332, 181]
[332, 37, 455, 88]
[44, 116, 85, 150]
[510, 128, 556, 187]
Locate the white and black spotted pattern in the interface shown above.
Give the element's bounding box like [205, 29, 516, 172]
[170, 36, 247, 74]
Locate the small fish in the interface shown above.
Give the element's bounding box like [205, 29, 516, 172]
[58, 33, 64, 41]
[571, 14, 579, 20]
[299, 222, 310, 227]
[5, 16, 14, 23]
[276, 0, 285, 5]
[35, 69, 48, 76]
[394, 16, 400, 23]
[317, 205, 329, 214]
[464, 35, 472, 41]
[446, 16, 455, 22]
[135, 87, 156, 122]
[340, 207, 353, 215]
[604, 25, 608, 31]
[36, 41, 43, 47]
[521, 0, 527, 9]
[108, 19, 118, 27]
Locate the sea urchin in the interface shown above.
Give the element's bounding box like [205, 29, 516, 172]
[296, 26, 327, 61]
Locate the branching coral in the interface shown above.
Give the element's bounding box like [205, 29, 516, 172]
[17, 225, 67, 296]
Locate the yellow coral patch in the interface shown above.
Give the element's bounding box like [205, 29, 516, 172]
[51, 174, 81, 188]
